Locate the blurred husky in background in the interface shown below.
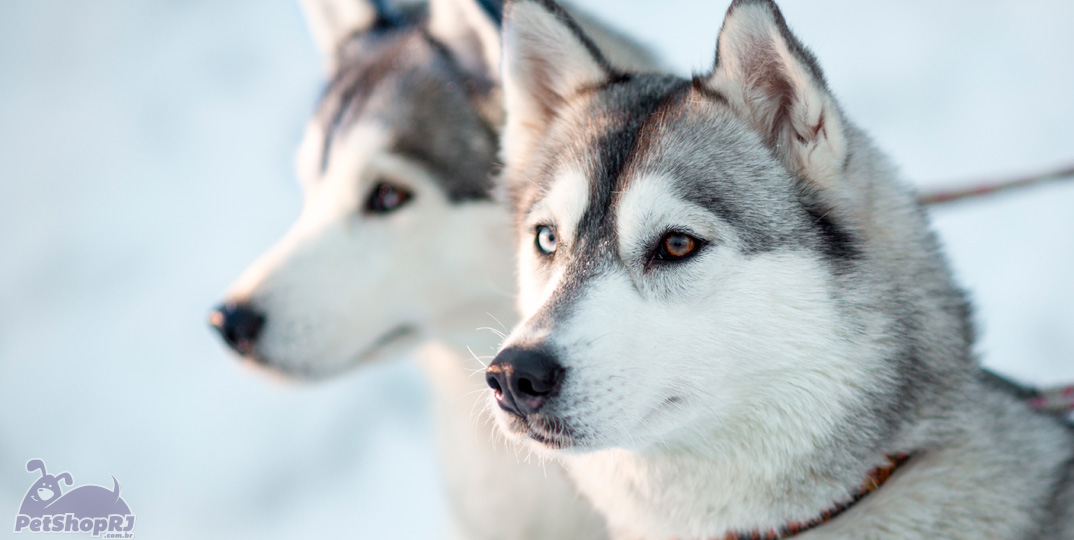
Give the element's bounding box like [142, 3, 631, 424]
[209, 0, 658, 538]
[485, 0, 1074, 538]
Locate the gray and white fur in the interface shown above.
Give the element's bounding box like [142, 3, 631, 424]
[486, 1, 1074, 538]
[210, 0, 659, 538]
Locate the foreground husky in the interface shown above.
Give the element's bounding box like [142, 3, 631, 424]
[485, 0, 1074, 538]
[210, 0, 657, 538]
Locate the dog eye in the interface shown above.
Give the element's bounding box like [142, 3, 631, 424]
[654, 232, 700, 262]
[535, 225, 557, 255]
[364, 181, 413, 215]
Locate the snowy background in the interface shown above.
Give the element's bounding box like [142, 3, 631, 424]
[1, 1, 1071, 538]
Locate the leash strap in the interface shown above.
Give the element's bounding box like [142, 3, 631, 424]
[719, 454, 912, 540]
[1029, 385, 1074, 415]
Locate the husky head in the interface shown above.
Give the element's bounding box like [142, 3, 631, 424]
[210, 0, 515, 379]
[486, 0, 974, 458]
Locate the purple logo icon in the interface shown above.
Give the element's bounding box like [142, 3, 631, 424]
[13, 459, 136, 537]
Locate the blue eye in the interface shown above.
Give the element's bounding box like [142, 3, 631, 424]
[535, 225, 557, 255]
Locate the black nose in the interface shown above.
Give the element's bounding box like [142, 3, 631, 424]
[486, 347, 564, 417]
[209, 302, 265, 355]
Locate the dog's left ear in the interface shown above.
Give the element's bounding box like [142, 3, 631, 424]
[428, 0, 503, 80]
[706, 0, 846, 192]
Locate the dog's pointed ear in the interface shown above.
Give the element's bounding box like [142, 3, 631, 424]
[300, 0, 385, 69]
[428, 0, 502, 80]
[500, 0, 614, 165]
[706, 0, 847, 192]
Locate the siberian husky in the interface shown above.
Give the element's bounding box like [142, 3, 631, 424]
[209, 0, 658, 538]
[486, 0, 1074, 538]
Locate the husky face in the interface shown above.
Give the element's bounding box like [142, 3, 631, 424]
[487, 0, 971, 457]
[213, 0, 514, 379]
[494, 79, 873, 454]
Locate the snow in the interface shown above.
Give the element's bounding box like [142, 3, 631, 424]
[0, 1, 1070, 538]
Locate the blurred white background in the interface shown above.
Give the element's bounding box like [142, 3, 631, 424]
[1, 1, 1071, 538]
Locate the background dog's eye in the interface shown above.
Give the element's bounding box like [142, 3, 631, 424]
[364, 181, 413, 215]
[655, 232, 700, 262]
[535, 225, 557, 255]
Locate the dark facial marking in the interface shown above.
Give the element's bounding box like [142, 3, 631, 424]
[318, 27, 417, 172]
[523, 77, 694, 330]
[577, 77, 693, 245]
[315, 18, 499, 202]
[388, 31, 499, 202]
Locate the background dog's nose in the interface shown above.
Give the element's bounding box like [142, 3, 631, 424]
[486, 347, 563, 417]
[209, 302, 265, 355]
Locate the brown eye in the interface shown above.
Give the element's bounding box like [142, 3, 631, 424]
[656, 233, 699, 261]
[364, 181, 413, 214]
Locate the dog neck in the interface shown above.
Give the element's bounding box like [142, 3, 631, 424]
[716, 453, 912, 540]
[563, 421, 914, 540]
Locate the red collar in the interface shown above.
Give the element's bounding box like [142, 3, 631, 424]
[718, 453, 913, 540]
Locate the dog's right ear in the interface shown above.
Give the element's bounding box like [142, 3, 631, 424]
[500, 0, 614, 168]
[300, 0, 386, 69]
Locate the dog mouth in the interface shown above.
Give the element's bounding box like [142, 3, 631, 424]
[356, 325, 418, 362]
[242, 324, 418, 380]
[315, 324, 420, 376]
[502, 412, 577, 450]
